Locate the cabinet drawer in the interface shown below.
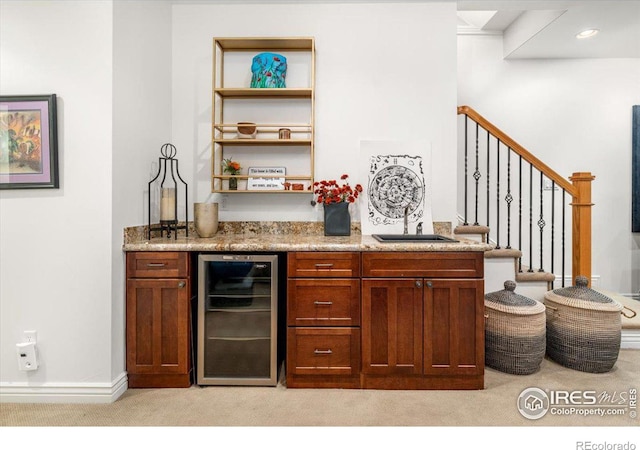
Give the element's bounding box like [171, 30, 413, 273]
[287, 279, 360, 326]
[127, 252, 190, 278]
[287, 327, 360, 376]
[362, 252, 483, 278]
[288, 252, 360, 278]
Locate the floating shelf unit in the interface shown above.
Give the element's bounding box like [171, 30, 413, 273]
[212, 37, 315, 194]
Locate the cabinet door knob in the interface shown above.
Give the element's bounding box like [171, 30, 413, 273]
[415, 280, 422, 288]
[178, 281, 186, 288]
[426, 281, 433, 288]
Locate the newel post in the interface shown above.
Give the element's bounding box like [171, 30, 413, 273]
[570, 172, 595, 287]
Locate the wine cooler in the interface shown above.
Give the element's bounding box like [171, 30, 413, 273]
[197, 254, 278, 386]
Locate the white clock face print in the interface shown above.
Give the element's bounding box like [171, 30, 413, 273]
[366, 154, 426, 226]
[369, 165, 424, 219]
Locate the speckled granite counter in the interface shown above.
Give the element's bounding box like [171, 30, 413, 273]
[123, 221, 492, 253]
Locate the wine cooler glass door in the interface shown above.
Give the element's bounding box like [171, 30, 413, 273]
[198, 255, 278, 385]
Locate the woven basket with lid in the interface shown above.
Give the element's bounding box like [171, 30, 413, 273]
[544, 276, 623, 373]
[484, 280, 546, 375]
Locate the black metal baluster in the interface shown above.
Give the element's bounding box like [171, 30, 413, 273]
[529, 164, 533, 272]
[562, 189, 566, 287]
[473, 123, 480, 225]
[551, 181, 556, 289]
[486, 133, 490, 231]
[496, 140, 501, 249]
[538, 172, 546, 272]
[505, 148, 513, 249]
[518, 155, 523, 273]
[463, 115, 469, 225]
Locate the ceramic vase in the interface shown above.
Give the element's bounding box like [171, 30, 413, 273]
[194, 202, 219, 238]
[323, 202, 351, 236]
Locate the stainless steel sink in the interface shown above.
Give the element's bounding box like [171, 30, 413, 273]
[372, 234, 459, 243]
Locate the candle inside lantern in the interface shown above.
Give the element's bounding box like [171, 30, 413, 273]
[160, 187, 176, 222]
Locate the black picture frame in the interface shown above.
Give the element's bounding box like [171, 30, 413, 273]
[633, 105, 640, 232]
[0, 94, 59, 189]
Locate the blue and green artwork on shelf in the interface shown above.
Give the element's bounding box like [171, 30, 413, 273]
[250, 53, 287, 88]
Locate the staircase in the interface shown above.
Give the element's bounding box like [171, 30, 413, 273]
[454, 225, 553, 302]
[455, 106, 595, 302]
[454, 106, 640, 349]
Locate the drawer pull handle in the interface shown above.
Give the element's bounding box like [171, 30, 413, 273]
[314, 263, 334, 268]
[314, 301, 333, 306]
[146, 263, 166, 267]
[178, 281, 186, 288]
[314, 349, 332, 355]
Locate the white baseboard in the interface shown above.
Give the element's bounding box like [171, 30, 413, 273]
[621, 330, 640, 349]
[0, 372, 127, 404]
[554, 275, 601, 287]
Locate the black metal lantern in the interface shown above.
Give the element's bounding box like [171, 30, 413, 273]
[147, 143, 188, 239]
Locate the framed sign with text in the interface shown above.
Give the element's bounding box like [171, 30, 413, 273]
[247, 167, 286, 190]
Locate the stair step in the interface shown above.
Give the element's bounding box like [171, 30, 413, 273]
[485, 248, 522, 259]
[454, 225, 490, 235]
[515, 270, 556, 283]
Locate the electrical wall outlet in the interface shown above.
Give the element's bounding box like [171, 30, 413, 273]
[24, 330, 37, 343]
[16, 342, 38, 371]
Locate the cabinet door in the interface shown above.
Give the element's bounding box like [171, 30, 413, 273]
[126, 278, 191, 380]
[361, 279, 422, 375]
[423, 279, 484, 375]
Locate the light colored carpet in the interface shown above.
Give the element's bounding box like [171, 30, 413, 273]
[1, 350, 638, 428]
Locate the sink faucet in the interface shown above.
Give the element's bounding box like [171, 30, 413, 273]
[416, 222, 423, 235]
[403, 206, 409, 235]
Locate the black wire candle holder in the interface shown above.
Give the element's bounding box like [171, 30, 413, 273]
[147, 143, 188, 240]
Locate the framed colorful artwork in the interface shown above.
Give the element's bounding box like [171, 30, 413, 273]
[0, 94, 59, 189]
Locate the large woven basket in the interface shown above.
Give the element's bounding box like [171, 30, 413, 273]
[544, 276, 622, 373]
[485, 280, 546, 375]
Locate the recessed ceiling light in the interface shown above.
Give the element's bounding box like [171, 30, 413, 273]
[576, 29, 599, 39]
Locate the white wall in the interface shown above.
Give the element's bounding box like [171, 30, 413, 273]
[171, 1, 458, 224]
[112, 1, 173, 381]
[458, 34, 640, 294]
[0, 1, 115, 399]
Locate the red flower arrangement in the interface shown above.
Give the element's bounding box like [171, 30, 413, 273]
[313, 174, 363, 204]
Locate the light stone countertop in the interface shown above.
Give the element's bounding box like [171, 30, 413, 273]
[123, 221, 493, 253]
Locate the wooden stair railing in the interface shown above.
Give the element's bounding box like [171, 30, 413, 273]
[457, 105, 595, 287]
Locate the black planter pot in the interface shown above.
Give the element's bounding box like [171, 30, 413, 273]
[323, 202, 351, 236]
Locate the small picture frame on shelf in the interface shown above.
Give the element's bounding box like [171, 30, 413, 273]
[0, 94, 59, 189]
[247, 167, 286, 190]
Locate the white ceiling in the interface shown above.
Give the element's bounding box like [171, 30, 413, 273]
[173, 0, 640, 59]
[457, 0, 640, 59]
